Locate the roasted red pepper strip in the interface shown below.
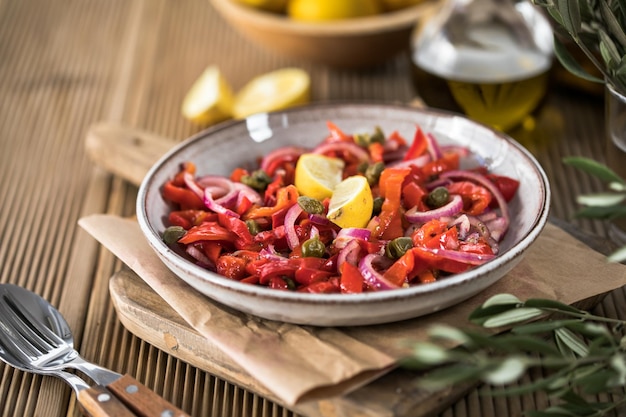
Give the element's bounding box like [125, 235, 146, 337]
[247, 185, 299, 219]
[168, 210, 215, 230]
[178, 222, 236, 244]
[325, 121, 353, 142]
[162, 181, 204, 210]
[446, 181, 492, 215]
[403, 126, 428, 161]
[383, 250, 414, 287]
[339, 262, 364, 293]
[487, 174, 520, 202]
[421, 152, 460, 178]
[217, 213, 255, 250]
[372, 167, 410, 239]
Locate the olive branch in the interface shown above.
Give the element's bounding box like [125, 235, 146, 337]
[404, 293, 626, 416]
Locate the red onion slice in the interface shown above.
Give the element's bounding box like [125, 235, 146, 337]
[203, 188, 239, 217]
[337, 239, 361, 270]
[260, 146, 308, 175]
[334, 227, 371, 249]
[186, 244, 214, 269]
[405, 194, 463, 223]
[313, 141, 370, 163]
[183, 172, 205, 199]
[425, 132, 443, 160]
[358, 254, 398, 291]
[284, 203, 303, 250]
[233, 182, 262, 205]
[196, 175, 234, 198]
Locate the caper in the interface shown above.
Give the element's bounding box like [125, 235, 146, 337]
[354, 126, 385, 147]
[372, 196, 384, 215]
[285, 277, 296, 290]
[301, 237, 326, 258]
[426, 186, 450, 208]
[385, 237, 413, 259]
[245, 219, 261, 235]
[162, 226, 186, 245]
[297, 196, 324, 214]
[365, 162, 385, 185]
[240, 169, 272, 192]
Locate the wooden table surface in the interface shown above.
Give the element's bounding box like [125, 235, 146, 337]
[1, 0, 624, 416]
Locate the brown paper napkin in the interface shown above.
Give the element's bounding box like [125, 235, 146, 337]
[79, 214, 626, 405]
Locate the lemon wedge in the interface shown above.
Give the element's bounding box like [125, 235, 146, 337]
[295, 154, 345, 200]
[287, 0, 381, 21]
[327, 176, 374, 229]
[181, 66, 234, 125]
[232, 68, 311, 119]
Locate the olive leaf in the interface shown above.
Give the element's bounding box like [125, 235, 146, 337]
[574, 204, 626, 220]
[481, 307, 544, 328]
[556, 0, 582, 36]
[599, 0, 626, 49]
[553, 36, 605, 83]
[555, 327, 589, 357]
[608, 244, 626, 262]
[576, 192, 626, 206]
[482, 356, 528, 384]
[562, 156, 625, 184]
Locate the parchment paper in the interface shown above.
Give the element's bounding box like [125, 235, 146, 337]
[79, 214, 626, 405]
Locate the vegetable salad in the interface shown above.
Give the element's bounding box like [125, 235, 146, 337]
[161, 122, 519, 293]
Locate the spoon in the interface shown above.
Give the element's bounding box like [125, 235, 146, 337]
[0, 283, 190, 417]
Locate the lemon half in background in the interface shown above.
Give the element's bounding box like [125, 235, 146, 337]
[327, 176, 374, 229]
[181, 66, 235, 125]
[287, 0, 382, 21]
[294, 154, 345, 200]
[232, 68, 311, 119]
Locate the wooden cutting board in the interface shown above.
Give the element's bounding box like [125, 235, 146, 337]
[93, 122, 618, 417]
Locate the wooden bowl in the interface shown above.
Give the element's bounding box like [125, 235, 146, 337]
[209, 0, 437, 69]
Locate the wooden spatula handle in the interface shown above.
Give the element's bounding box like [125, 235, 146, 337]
[107, 374, 191, 417]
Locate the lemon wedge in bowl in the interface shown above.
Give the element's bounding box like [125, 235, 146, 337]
[327, 175, 374, 229]
[294, 153, 344, 200]
[181, 65, 235, 125]
[232, 68, 311, 119]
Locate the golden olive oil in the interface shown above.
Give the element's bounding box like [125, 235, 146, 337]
[412, 2, 553, 132]
[412, 63, 550, 132]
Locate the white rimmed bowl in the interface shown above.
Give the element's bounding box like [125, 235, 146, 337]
[136, 103, 550, 326]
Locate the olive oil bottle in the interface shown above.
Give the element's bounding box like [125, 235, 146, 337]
[412, 0, 554, 132]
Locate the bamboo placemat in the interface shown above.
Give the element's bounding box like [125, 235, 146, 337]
[0, 0, 621, 416]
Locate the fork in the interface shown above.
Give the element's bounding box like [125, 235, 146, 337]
[0, 284, 190, 417]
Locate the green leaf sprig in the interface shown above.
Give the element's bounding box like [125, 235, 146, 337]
[532, 0, 626, 93]
[564, 156, 626, 262]
[404, 293, 626, 417]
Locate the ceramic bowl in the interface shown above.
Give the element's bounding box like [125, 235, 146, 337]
[136, 103, 550, 326]
[209, 0, 437, 68]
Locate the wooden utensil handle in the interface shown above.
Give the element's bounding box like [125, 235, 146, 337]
[107, 374, 191, 417]
[78, 385, 137, 417]
[85, 122, 173, 187]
